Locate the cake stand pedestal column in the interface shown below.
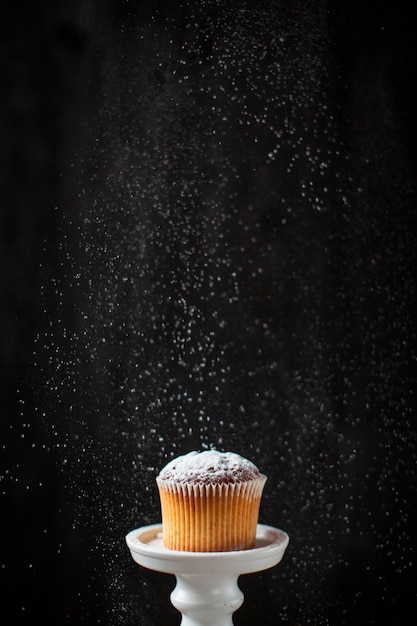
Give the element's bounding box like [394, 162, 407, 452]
[126, 523, 289, 626]
[170, 572, 243, 626]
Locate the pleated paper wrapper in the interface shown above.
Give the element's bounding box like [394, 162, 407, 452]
[156, 475, 267, 552]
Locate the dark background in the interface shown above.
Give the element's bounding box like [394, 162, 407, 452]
[2, 1, 416, 624]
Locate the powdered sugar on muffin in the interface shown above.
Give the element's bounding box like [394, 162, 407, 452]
[158, 449, 261, 484]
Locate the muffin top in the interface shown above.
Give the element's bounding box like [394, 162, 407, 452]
[157, 449, 262, 485]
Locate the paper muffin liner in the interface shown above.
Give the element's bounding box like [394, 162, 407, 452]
[156, 475, 267, 552]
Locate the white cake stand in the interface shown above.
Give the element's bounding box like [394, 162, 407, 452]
[125, 523, 289, 626]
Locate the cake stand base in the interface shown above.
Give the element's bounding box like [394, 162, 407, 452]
[126, 523, 289, 626]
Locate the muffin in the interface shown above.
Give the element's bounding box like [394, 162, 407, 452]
[156, 449, 266, 552]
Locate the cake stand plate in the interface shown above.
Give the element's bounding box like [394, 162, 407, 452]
[126, 523, 289, 625]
